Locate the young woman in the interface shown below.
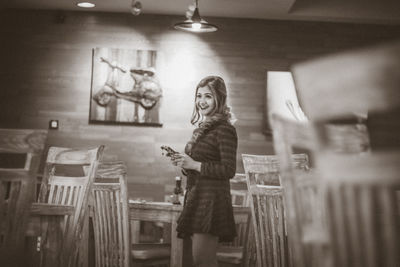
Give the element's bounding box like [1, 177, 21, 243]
[170, 76, 238, 267]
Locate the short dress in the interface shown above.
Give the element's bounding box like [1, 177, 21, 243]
[176, 120, 238, 242]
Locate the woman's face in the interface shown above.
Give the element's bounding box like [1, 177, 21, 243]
[196, 86, 216, 118]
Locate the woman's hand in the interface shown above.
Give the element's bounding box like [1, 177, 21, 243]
[171, 153, 201, 172]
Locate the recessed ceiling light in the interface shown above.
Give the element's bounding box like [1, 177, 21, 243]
[77, 2, 95, 8]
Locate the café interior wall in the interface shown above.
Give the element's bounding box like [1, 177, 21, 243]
[1, 9, 399, 200]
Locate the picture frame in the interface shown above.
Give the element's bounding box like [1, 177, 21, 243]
[89, 47, 163, 127]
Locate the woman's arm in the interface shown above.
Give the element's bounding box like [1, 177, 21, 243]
[172, 124, 237, 179]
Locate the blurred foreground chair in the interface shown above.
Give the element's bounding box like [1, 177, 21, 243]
[318, 152, 400, 267]
[38, 145, 104, 267]
[0, 129, 47, 266]
[280, 40, 400, 267]
[270, 116, 332, 267]
[273, 114, 400, 267]
[271, 112, 400, 267]
[92, 161, 171, 267]
[291, 40, 400, 151]
[242, 154, 308, 267]
[271, 95, 372, 267]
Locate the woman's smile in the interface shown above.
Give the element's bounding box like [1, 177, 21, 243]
[198, 104, 209, 110]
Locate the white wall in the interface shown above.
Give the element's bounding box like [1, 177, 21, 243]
[267, 71, 307, 122]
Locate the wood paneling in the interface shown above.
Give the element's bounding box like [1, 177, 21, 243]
[1, 9, 399, 199]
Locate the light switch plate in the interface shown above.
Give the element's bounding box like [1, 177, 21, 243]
[49, 120, 59, 129]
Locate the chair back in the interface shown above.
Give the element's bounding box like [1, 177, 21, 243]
[0, 129, 47, 267]
[38, 145, 104, 267]
[230, 173, 251, 249]
[291, 40, 400, 150]
[91, 161, 130, 267]
[230, 173, 250, 207]
[317, 152, 400, 267]
[270, 115, 338, 267]
[271, 41, 400, 267]
[242, 154, 308, 267]
[291, 40, 400, 122]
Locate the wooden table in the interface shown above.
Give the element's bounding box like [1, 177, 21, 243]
[129, 200, 188, 267]
[128, 200, 250, 267]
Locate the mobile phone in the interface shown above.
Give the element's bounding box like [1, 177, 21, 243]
[161, 145, 179, 157]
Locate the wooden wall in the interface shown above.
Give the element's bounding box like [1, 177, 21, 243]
[1, 9, 399, 200]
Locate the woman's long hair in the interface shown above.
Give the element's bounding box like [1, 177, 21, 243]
[190, 76, 235, 126]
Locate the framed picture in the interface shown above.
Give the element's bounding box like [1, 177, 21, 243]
[89, 47, 163, 126]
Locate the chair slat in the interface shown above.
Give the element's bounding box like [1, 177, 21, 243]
[343, 185, 362, 267]
[379, 187, 399, 267]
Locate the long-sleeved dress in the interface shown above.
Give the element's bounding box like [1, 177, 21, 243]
[176, 120, 238, 242]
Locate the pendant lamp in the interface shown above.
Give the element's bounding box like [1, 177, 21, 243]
[174, 0, 218, 33]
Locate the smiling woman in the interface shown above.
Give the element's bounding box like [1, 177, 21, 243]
[163, 76, 238, 267]
[190, 76, 234, 125]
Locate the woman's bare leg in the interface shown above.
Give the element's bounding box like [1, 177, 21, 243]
[192, 233, 219, 267]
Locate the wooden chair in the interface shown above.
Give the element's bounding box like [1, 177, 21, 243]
[0, 129, 47, 267]
[217, 173, 255, 267]
[38, 145, 104, 267]
[91, 161, 171, 267]
[283, 40, 400, 267]
[272, 115, 399, 267]
[242, 154, 309, 267]
[270, 116, 333, 267]
[291, 40, 400, 151]
[91, 161, 131, 267]
[268, 40, 400, 267]
[317, 152, 400, 267]
[271, 115, 380, 267]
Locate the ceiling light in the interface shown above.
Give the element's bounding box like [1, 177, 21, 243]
[174, 0, 218, 33]
[77, 2, 95, 8]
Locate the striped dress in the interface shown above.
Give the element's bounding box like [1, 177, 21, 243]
[176, 120, 238, 242]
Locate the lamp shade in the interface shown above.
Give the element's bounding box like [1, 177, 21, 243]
[174, 3, 218, 33]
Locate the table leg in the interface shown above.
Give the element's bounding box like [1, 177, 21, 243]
[170, 215, 183, 267]
[171, 213, 193, 267]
